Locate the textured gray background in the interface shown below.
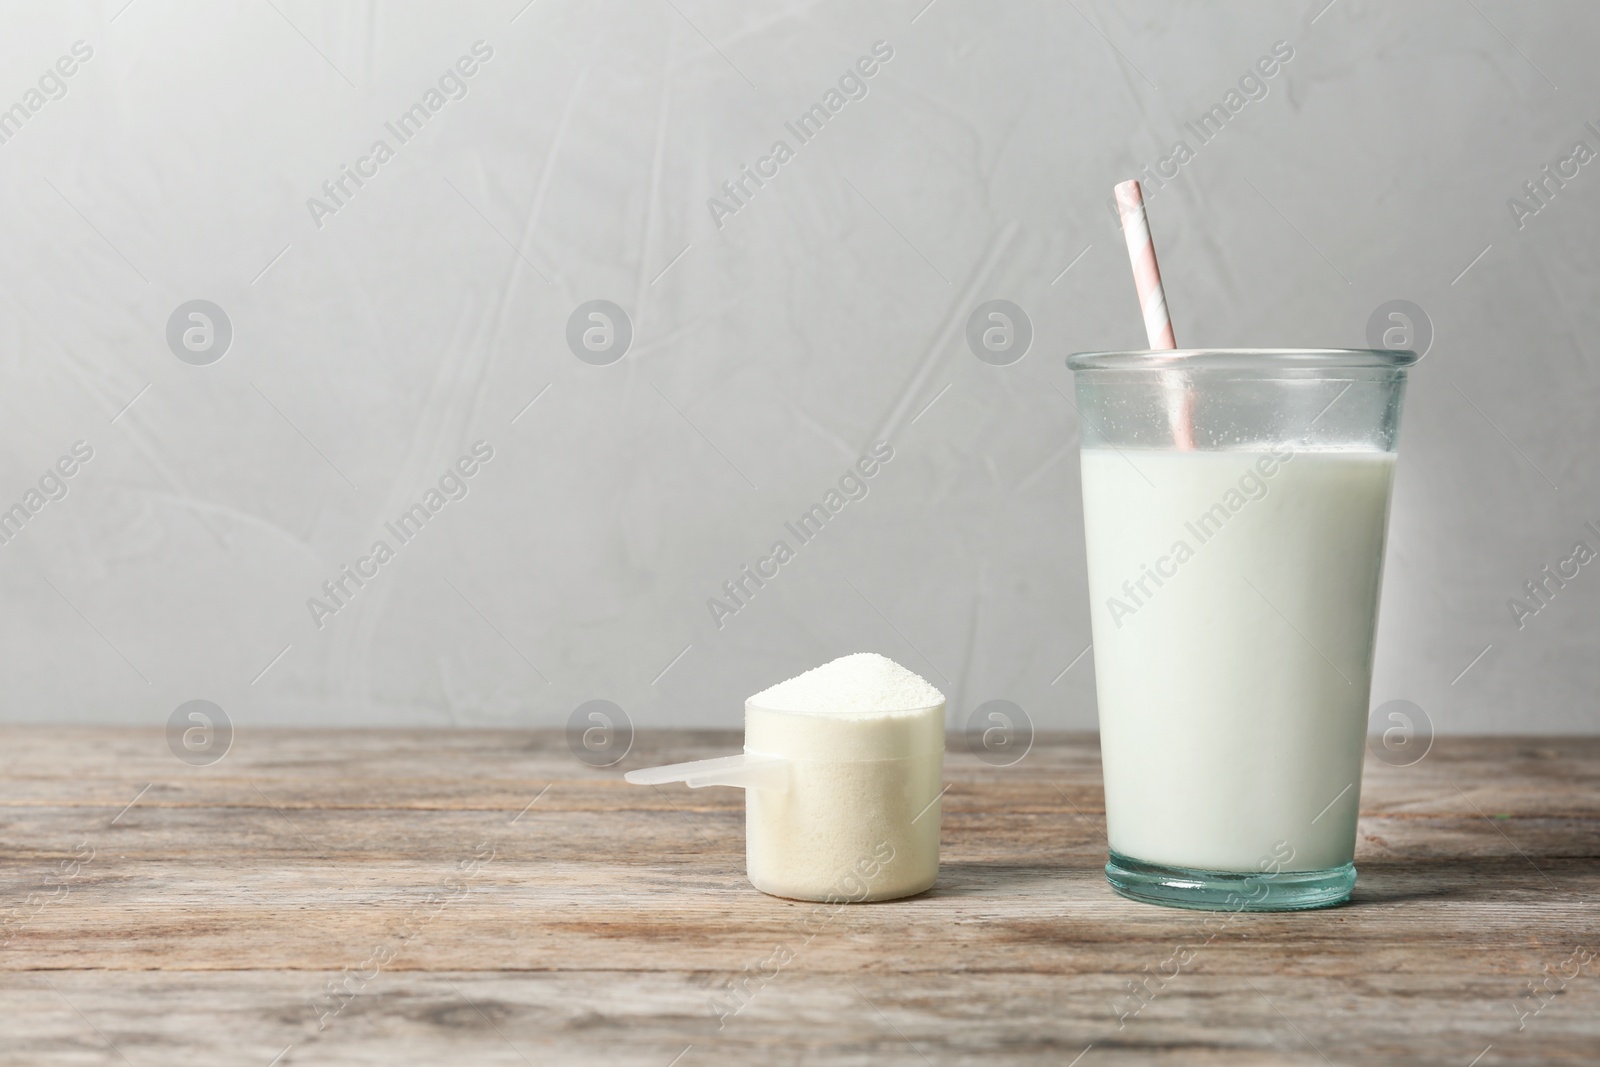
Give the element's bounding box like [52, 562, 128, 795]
[0, 0, 1595, 735]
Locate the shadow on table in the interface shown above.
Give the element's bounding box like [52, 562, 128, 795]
[1350, 855, 1596, 906]
[924, 861, 1101, 898]
[923, 856, 1597, 908]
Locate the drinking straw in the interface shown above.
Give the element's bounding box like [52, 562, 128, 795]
[1114, 179, 1194, 448]
[1114, 180, 1176, 350]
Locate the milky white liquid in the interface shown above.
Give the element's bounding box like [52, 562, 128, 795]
[1081, 449, 1395, 872]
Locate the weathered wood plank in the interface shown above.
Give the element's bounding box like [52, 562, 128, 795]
[2, 970, 1596, 1066]
[0, 729, 1595, 1065]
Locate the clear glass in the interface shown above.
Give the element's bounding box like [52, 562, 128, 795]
[1067, 348, 1416, 910]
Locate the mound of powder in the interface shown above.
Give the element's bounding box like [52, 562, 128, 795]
[748, 652, 944, 714]
[743, 653, 946, 901]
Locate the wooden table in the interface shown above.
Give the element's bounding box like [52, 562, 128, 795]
[1, 729, 1595, 1065]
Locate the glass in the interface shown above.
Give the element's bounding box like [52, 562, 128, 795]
[1067, 349, 1417, 910]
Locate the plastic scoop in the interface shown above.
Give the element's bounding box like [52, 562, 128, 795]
[624, 654, 946, 902]
[624, 752, 788, 791]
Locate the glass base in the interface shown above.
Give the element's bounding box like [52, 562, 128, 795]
[1105, 849, 1355, 911]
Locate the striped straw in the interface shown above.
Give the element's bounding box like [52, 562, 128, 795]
[1114, 179, 1176, 349]
[1114, 179, 1193, 448]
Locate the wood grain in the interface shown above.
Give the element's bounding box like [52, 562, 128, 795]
[0, 728, 1596, 1065]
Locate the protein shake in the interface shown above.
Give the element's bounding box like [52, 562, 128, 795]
[1074, 180, 1416, 909]
[1081, 447, 1396, 873]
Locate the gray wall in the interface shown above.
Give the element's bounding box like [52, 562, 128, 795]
[0, 0, 1595, 737]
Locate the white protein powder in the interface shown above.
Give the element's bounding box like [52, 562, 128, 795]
[743, 653, 946, 902]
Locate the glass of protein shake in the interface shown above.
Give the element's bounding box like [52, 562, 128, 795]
[1067, 347, 1417, 909]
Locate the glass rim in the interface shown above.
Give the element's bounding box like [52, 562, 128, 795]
[1068, 348, 1419, 371]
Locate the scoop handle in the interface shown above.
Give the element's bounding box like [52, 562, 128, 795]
[624, 753, 788, 790]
